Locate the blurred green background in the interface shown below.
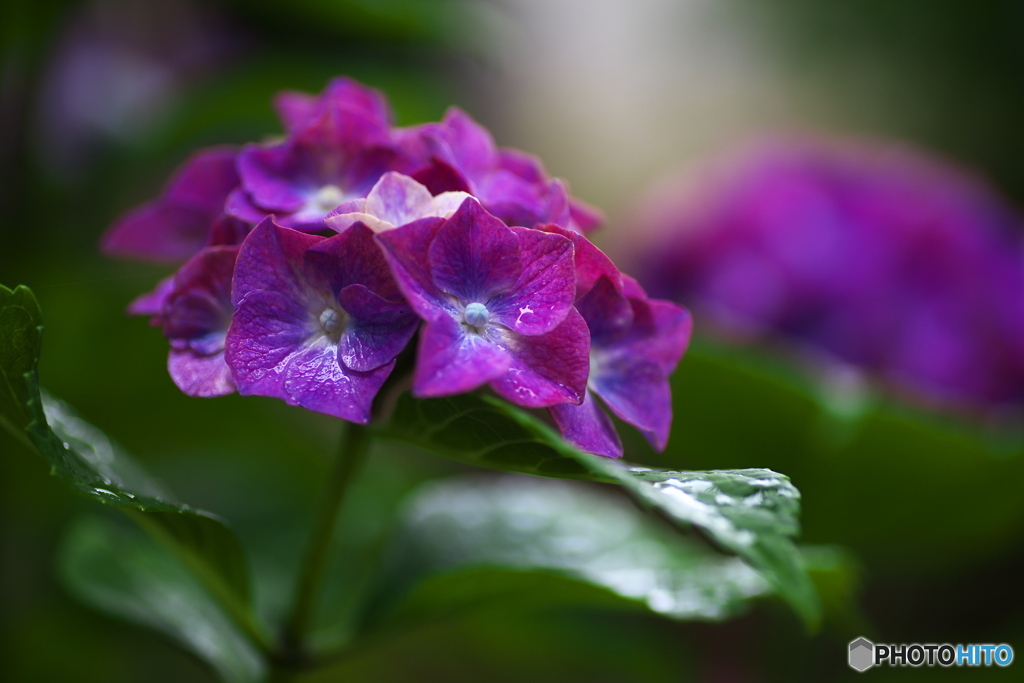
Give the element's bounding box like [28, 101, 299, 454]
[3, 0, 1024, 681]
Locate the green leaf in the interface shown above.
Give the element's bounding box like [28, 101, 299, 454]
[375, 391, 820, 626]
[377, 392, 593, 479]
[359, 475, 776, 635]
[0, 284, 266, 652]
[59, 515, 267, 683]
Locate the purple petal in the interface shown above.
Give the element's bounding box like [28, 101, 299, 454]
[281, 337, 392, 423]
[538, 223, 622, 299]
[413, 315, 511, 397]
[231, 219, 324, 307]
[102, 204, 212, 263]
[364, 172, 435, 227]
[432, 107, 497, 178]
[488, 227, 575, 335]
[102, 147, 240, 262]
[162, 246, 238, 342]
[237, 141, 314, 212]
[409, 158, 473, 195]
[128, 275, 174, 316]
[549, 392, 623, 458]
[224, 188, 270, 225]
[569, 197, 604, 233]
[227, 289, 387, 422]
[164, 147, 240, 210]
[306, 223, 404, 301]
[591, 352, 672, 451]
[575, 276, 634, 347]
[168, 348, 235, 398]
[428, 198, 521, 302]
[617, 297, 693, 375]
[376, 216, 450, 319]
[489, 307, 590, 408]
[274, 77, 392, 134]
[336, 283, 419, 372]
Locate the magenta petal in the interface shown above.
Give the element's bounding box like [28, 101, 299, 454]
[237, 142, 312, 212]
[591, 353, 672, 451]
[434, 107, 497, 178]
[274, 77, 392, 134]
[306, 223, 403, 301]
[428, 198, 521, 302]
[538, 223, 622, 299]
[281, 339, 391, 423]
[336, 283, 419, 372]
[165, 147, 240, 210]
[488, 227, 575, 335]
[489, 307, 590, 408]
[226, 290, 312, 386]
[102, 204, 212, 263]
[231, 219, 324, 307]
[102, 147, 240, 262]
[575, 276, 634, 347]
[375, 217, 450, 318]
[413, 316, 511, 397]
[549, 392, 623, 458]
[128, 276, 175, 316]
[224, 188, 270, 225]
[410, 158, 473, 195]
[569, 197, 604, 233]
[619, 297, 694, 375]
[168, 348, 235, 398]
[227, 289, 386, 422]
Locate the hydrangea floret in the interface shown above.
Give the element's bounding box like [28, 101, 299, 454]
[102, 76, 692, 456]
[625, 137, 1024, 412]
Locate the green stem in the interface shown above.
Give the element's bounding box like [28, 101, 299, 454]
[278, 422, 371, 665]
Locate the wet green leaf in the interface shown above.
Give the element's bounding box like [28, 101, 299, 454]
[59, 515, 266, 683]
[376, 392, 820, 625]
[359, 476, 776, 634]
[0, 284, 263, 650]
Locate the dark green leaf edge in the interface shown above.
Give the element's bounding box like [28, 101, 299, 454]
[59, 515, 267, 683]
[0, 284, 270, 654]
[375, 391, 821, 626]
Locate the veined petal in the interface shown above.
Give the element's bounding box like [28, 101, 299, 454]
[336, 283, 419, 372]
[413, 316, 511, 397]
[488, 227, 575, 335]
[428, 198, 521, 302]
[168, 348, 235, 398]
[489, 307, 590, 408]
[231, 218, 324, 307]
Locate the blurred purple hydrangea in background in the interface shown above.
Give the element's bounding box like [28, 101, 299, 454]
[623, 137, 1024, 413]
[103, 77, 691, 457]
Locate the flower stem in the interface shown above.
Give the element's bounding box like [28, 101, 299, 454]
[278, 422, 371, 665]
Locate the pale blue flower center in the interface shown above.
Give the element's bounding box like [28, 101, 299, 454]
[319, 307, 345, 334]
[463, 302, 490, 329]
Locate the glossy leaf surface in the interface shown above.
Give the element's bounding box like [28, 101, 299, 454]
[360, 476, 774, 633]
[376, 392, 819, 625]
[59, 515, 266, 683]
[0, 285, 257, 640]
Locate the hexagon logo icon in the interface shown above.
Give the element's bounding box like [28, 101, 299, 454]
[849, 637, 874, 672]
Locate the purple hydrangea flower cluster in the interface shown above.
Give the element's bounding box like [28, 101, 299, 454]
[103, 77, 691, 457]
[625, 137, 1024, 412]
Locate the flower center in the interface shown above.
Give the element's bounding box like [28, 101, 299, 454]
[311, 185, 346, 214]
[463, 302, 490, 329]
[319, 307, 346, 335]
